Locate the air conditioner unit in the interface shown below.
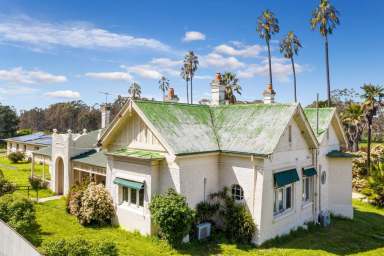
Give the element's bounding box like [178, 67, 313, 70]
[197, 222, 211, 240]
[319, 210, 331, 227]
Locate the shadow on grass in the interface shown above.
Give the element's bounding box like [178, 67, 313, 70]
[175, 207, 384, 255]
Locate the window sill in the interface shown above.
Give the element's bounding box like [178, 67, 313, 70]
[117, 203, 145, 215]
[273, 209, 295, 223]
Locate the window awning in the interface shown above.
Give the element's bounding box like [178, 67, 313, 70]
[113, 178, 144, 190]
[303, 167, 317, 177]
[274, 169, 299, 188]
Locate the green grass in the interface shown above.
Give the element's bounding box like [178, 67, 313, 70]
[359, 142, 383, 149]
[28, 199, 384, 255]
[0, 156, 54, 198]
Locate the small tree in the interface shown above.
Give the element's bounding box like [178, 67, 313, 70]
[0, 170, 16, 196]
[78, 183, 115, 226]
[149, 188, 195, 246]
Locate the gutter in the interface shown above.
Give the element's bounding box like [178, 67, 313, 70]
[175, 150, 269, 158]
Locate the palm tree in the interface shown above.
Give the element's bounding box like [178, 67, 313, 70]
[128, 82, 141, 99]
[256, 10, 280, 87]
[158, 76, 170, 101]
[184, 51, 199, 104]
[222, 72, 242, 104]
[280, 32, 302, 102]
[361, 84, 384, 174]
[341, 103, 365, 152]
[180, 65, 190, 104]
[311, 0, 340, 107]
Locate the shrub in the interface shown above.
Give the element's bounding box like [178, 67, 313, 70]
[66, 181, 89, 215]
[28, 176, 48, 190]
[78, 182, 115, 226]
[0, 170, 16, 196]
[0, 195, 39, 237]
[195, 201, 219, 223]
[209, 187, 256, 243]
[92, 241, 118, 256]
[7, 151, 25, 163]
[43, 239, 68, 256]
[43, 238, 118, 256]
[149, 188, 195, 246]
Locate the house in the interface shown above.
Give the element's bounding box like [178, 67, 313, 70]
[43, 75, 353, 245]
[4, 132, 51, 163]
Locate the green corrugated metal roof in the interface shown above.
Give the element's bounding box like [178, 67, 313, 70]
[326, 150, 355, 158]
[108, 148, 165, 160]
[32, 146, 51, 157]
[113, 178, 143, 189]
[303, 108, 335, 141]
[274, 169, 300, 188]
[72, 150, 107, 168]
[303, 167, 317, 176]
[134, 100, 299, 156]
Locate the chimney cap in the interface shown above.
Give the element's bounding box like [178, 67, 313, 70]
[263, 84, 276, 96]
[215, 72, 222, 81]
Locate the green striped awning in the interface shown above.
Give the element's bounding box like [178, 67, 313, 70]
[303, 167, 317, 177]
[113, 178, 144, 190]
[274, 169, 299, 188]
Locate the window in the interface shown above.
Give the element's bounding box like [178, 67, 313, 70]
[23, 145, 27, 152]
[274, 184, 293, 216]
[121, 186, 144, 207]
[302, 176, 313, 203]
[231, 184, 244, 201]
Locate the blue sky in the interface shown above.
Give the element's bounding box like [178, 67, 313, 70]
[0, 0, 383, 111]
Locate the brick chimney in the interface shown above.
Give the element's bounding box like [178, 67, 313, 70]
[165, 88, 179, 102]
[100, 104, 111, 129]
[263, 84, 276, 104]
[211, 73, 225, 105]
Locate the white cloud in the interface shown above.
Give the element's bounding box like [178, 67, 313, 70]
[44, 90, 80, 99]
[182, 31, 206, 42]
[0, 85, 37, 95]
[238, 58, 302, 82]
[214, 44, 263, 58]
[0, 15, 170, 51]
[195, 75, 212, 80]
[85, 71, 132, 81]
[201, 53, 245, 69]
[126, 65, 163, 80]
[149, 58, 182, 68]
[0, 67, 67, 84]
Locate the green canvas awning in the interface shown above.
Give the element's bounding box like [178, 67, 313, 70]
[113, 178, 144, 190]
[303, 167, 317, 177]
[274, 169, 299, 188]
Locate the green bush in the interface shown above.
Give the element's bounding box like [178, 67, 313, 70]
[0, 170, 16, 196]
[43, 238, 118, 256]
[0, 195, 39, 237]
[209, 187, 256, 243]
[7, 151, 25, 163]
[195, 201, 219, 223]
[28, 176, 48, 190]
[43, 239, 68, 256]
[78, 182, 115, 226]
[149, 188, 195, 246]
[92, 241, 118, 256]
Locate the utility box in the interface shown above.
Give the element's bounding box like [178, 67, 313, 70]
[196, 222, 211, 240]
[319, 210, 331, 227]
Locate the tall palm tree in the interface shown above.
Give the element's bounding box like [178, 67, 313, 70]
[256, 10, 280, 87]
[158, 76, 170, 101]
[128, 82, 141, 100]
[361, 84, 384, 174]
[311, 0, 340, 107]
[280, 32, 302, 102]
[180, 65, 190, 104]
[341, 103, 365, 152]
[222, 72, 242, 104]
[184, 51, 199, 104]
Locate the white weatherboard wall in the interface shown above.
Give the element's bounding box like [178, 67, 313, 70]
[258, 118, 315, 244]
[0, 219, 41, 256]
[328, 158, 353, 218]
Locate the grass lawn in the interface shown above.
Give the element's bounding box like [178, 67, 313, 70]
[30, 199, 384, 255]
[0, 156, 54, 198]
